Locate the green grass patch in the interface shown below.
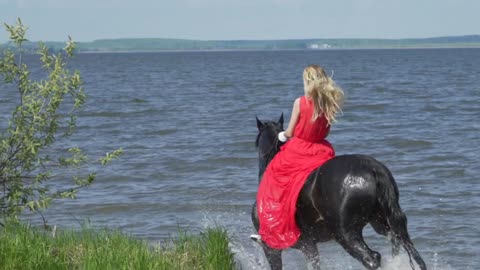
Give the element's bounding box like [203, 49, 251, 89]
[0, 223, 236, 270]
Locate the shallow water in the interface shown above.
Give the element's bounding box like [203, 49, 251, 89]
[1, 49, 479, 269]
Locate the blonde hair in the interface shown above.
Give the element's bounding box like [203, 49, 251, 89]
[303, 64, 344, 125]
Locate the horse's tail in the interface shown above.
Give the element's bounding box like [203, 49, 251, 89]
[375, 167, 427, 270]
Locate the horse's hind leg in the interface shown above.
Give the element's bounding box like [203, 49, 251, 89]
[336, 226, 381, 270]
[370, 213, 400, 256]
[387, 210, 427, 270]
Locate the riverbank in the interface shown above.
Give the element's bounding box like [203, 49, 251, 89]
[0, 222, 236, 270]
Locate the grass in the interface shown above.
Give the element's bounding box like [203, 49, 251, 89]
[0, 223, 236, 270]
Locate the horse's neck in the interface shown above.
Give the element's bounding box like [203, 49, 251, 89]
[257, 146, 277, 183]
[258, 153, 266, 183]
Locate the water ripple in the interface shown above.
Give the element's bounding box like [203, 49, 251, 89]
[3, 49, 478, 269]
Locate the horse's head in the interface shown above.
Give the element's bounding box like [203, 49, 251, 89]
[255, 114, 284, 182]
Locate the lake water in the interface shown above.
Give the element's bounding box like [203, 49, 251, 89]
[1, 48, 479, 269]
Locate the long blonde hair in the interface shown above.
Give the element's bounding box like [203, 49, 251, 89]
[303, 65, 344, 125]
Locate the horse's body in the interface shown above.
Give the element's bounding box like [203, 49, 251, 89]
[252, 116, 426, 270]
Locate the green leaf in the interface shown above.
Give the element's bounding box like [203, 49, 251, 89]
[100, 148, 124, 166]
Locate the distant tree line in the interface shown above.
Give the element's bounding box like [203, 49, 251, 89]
[2, 35, 480, 53]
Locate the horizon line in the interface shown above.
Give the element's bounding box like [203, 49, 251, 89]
[2, 34, 480, 44]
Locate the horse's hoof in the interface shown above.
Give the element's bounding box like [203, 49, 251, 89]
[250, 234, 262, 241]
[366, 251, 381, 269]
[250, 234, 268, 248]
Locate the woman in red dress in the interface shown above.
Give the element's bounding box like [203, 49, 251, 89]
[253, 64, 344, 249]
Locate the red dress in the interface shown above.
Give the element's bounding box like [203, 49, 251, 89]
[256, 96, 335, 249]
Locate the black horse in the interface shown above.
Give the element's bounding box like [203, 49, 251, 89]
[251, 115, 426, 270]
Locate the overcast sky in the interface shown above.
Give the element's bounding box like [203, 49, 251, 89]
[0, 0, 479, 42]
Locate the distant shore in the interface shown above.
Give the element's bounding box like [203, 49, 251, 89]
[75, 45, 480, 54]
[2, 35, 480, 53]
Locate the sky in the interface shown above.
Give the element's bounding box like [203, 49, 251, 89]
[0, 0, 479, 42]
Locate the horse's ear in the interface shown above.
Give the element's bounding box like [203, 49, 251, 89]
[256, 116, 263, 130]
[278, 113, 284, 128]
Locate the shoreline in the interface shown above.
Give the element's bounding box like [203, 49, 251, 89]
[76, 45, 480, 54]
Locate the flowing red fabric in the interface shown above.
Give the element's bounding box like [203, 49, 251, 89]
[256, 96, 335, 249]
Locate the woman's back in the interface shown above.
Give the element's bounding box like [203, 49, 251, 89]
[294, 96, 330, 143]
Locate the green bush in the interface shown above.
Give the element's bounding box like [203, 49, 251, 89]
[0, 18, 122, 224]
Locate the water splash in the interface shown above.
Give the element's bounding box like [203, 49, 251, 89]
[202, 211, 460, 270]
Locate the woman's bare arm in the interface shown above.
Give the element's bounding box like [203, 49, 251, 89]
[284, 98, 300, 138]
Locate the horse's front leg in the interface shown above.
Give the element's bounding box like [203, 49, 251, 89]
[262, 246, 282, 270]
[298, 240, 321, 270]
[251, 201, 282, 269]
